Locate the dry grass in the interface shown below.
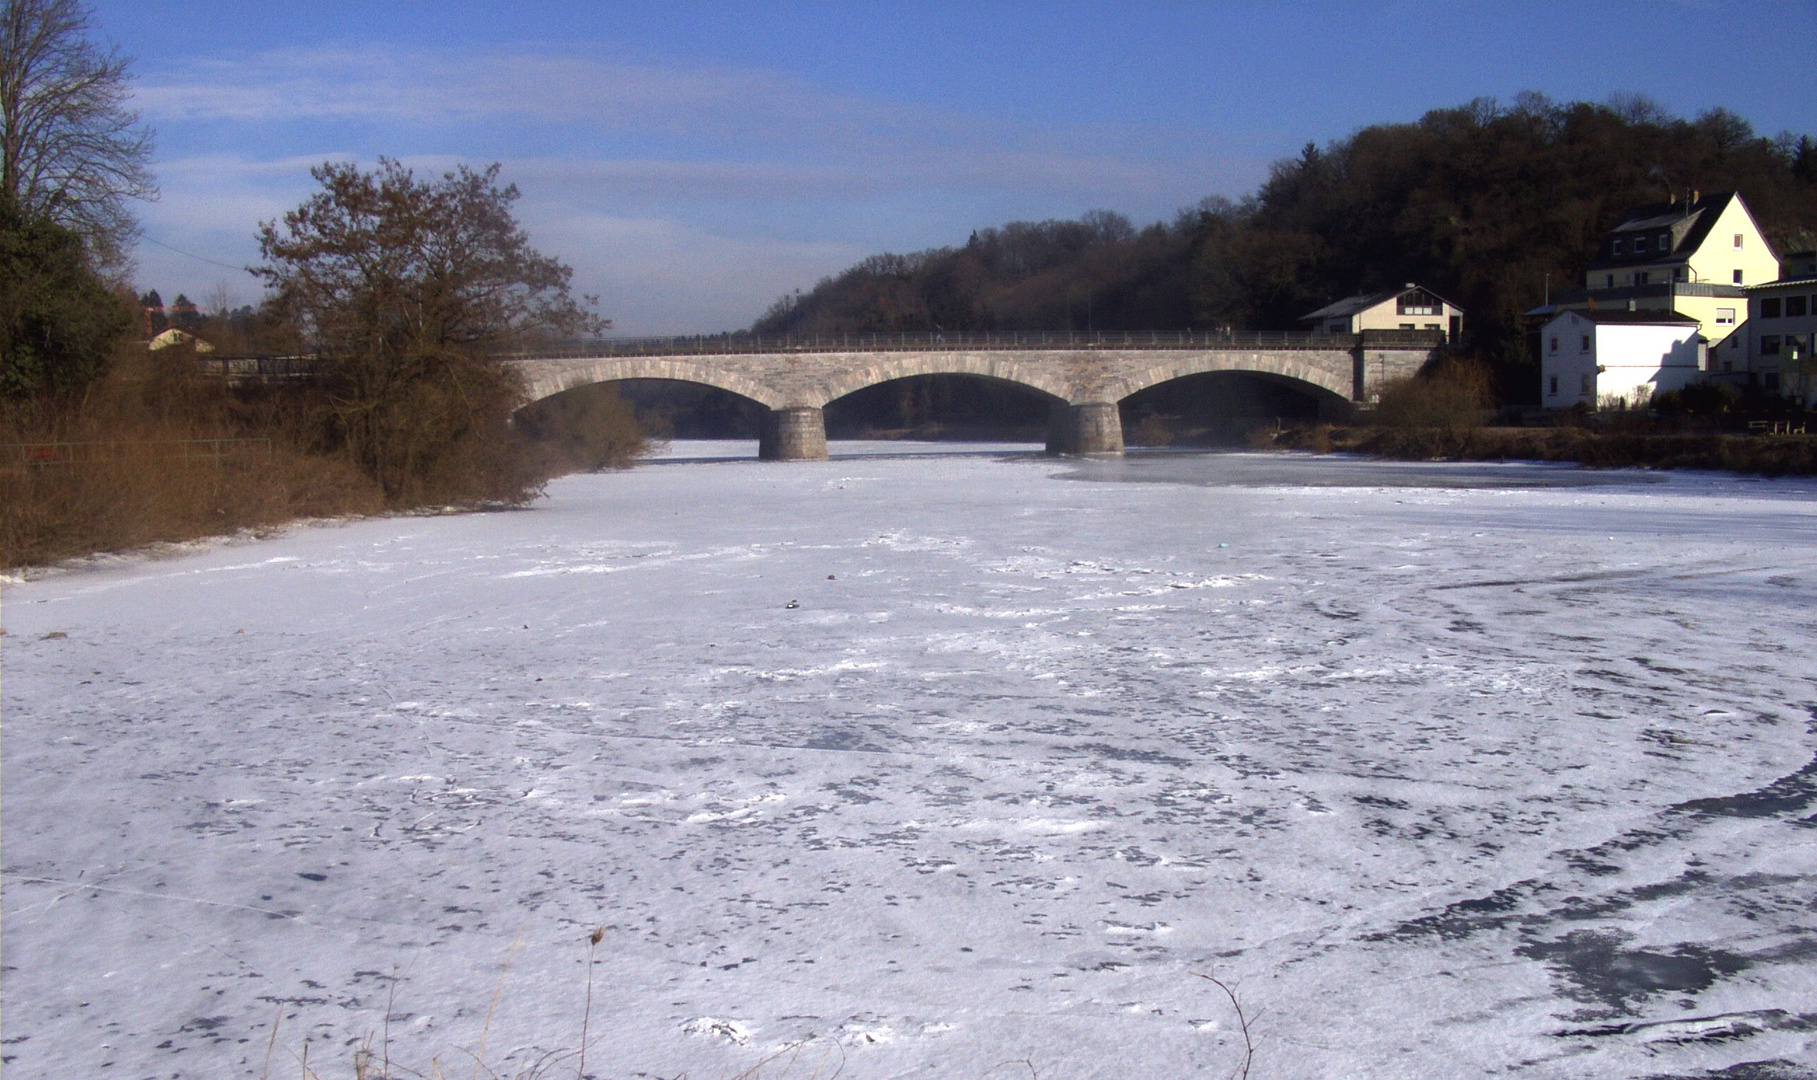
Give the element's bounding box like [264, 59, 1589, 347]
[0, 349, 386, 570]
[1259, 423, 1817, 476]
[0, 345, 666, 571]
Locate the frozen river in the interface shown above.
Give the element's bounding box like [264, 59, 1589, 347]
[4, 442, 1816, 1079]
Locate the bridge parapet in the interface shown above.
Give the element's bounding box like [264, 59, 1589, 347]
[497, 328, 1441, 361]
[197, 332, 1443, 460]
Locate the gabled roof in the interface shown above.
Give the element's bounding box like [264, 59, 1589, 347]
[147, 328, 216, 352]
[1546, 308, 1700, 326]
[1584, 191, 1737, 270]
[1299, 284, 1458, 322]
[1744, 275, 1817, 291]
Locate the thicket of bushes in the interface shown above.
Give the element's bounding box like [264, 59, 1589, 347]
[1259, 366, 1817, 476]
[1, 160, 649, 572]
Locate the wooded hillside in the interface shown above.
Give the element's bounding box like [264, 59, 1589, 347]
[754, 95, 1817, 401]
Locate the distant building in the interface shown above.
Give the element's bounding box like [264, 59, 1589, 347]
[1531, 192, 1776, 348]
[147, 328, 215, 354]
[1299, 284, 1462, 341]
[1539, 309, 1703, 410]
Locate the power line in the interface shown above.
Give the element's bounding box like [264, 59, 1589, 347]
[139, 234, 254, 273]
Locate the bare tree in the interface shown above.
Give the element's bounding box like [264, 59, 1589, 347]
[0, 0, 153, 264]
[255, 158, 609, 503]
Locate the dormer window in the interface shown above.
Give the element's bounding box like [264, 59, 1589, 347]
[1634, 237, 1648, 253]
[1733, 234, 1744, 249]
[1658, 233, 1670, 251]
[1612, 238, 1623, 254]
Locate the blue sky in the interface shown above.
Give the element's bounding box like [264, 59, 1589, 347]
[95, 1, 1817, 335]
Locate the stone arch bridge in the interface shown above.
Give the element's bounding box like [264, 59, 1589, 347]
[507, 330, 1443, 459]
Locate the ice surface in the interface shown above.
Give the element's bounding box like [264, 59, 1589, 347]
[4, 443, 1816, 1079]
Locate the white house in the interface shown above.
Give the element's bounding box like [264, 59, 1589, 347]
[1299, 284, 1462, 341]
[1539, 309, 1703, 409]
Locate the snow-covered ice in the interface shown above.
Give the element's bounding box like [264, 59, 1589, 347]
[4, 442, 1816, 1079]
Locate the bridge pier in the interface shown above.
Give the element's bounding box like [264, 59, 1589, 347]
[1046, 402, 1124, 455]
[759, 406, 828, 461]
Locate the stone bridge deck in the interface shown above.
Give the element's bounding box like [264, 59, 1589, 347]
[503, 331, 1442, 459]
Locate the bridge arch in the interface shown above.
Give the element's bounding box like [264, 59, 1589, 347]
[514, 356, 786, 410]
[1102, 350, 1354, 404]
[810, 353, 1073, 408]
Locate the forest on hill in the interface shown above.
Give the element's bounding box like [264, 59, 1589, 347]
[753, 94, 1817, 402]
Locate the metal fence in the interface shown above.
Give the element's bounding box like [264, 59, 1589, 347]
[189, 355, 319, 380]
[2, 438, 274, 467]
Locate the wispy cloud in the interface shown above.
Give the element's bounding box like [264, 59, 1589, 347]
[129, 46, 1269, 331]
[136, 46, 1264, 197]
[136, 47, 943, 145]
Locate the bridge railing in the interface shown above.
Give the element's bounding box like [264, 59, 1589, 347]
[494, 328, 1441, 360]
[189, 329, 1444, 379]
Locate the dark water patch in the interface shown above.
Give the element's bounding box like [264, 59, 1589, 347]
[1519, 930, 1749, 1013]
[1642, 1058, 1817, 1080]
[1563, 1008, 1814, 1041]
[1370, 880, 1553, 941]
[1072, 742, 1192, 767]
[1671, 752, 1817, 821]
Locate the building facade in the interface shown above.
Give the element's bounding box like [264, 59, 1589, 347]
[1539, 309, 1703, 409]
[1299, 285, 1462, 341]
[1739, 272, 1817, 406]
[1532, 192, 1775, 348]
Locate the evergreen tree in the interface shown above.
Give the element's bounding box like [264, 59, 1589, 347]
[0, 200, 130, 398]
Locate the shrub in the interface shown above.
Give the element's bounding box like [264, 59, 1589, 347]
[1370, 358, 1494, 430]
[514, 383, 651, 472]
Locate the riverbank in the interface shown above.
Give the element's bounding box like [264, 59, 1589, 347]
[1258, 422, 1817, 476]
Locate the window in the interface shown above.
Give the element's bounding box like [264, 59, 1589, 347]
[1549, 336, 1559, 353]
[1734, 233, 1744, 249]
[1548, 375, 1558, 396]
[1787, 296, 1808, 318]
[1734, 269, 1744, 284]
[1673, 268, 1685, 282]
[1396, 294, 1440, 315]
[1399, 322, 1415, 330]
[1717, 308, 1736, 325]
[1763, 298, 1782, 318]
[1658, 233, 1670, 251]
[1425, 323, 1439, 331]
[1581, 335, 1591, 351]
[1633, 237, 1648, 253]
[1612, 238, 1624, 254]
[1580, 373, 1593, 394]
[1762, 335, 1781, 355]
[1605, 274, 1615, 289]
[1637, 271, 1650, 285]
